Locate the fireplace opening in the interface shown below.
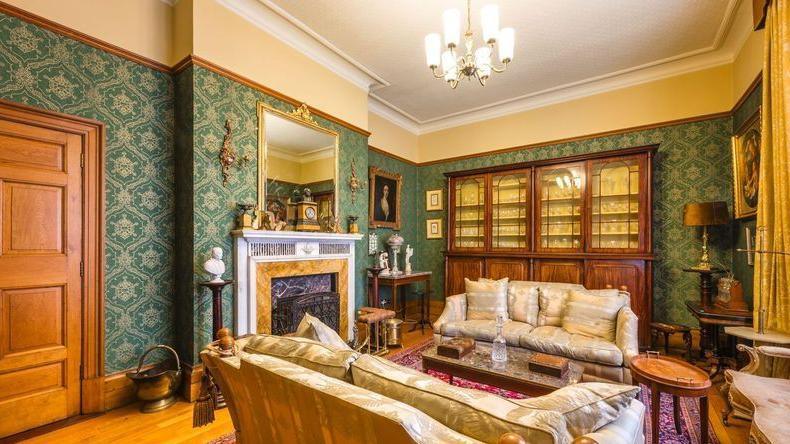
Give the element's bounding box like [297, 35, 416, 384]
[271, 273, 339, 335]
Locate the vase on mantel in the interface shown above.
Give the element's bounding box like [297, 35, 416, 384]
[492, 312, 508, 367]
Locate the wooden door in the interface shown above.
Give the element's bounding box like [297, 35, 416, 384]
[485, 258, 528, 281]
[532, 259, 583, 284]
[445, 256, 484, 296]
[0, 114, 83, 437]
[585, 259, 649, 345]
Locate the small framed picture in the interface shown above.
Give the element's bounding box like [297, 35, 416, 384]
[426, 189, 443, 211]
[426, 218, 443, 239]
[731, 107, 761, 219]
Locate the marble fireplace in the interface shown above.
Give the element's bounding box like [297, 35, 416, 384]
[232, 230, 362, 339]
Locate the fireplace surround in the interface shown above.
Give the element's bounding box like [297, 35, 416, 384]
[233, 230, 362, 339]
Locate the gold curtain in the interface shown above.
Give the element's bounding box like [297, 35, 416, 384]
[754, 0, 790, 333]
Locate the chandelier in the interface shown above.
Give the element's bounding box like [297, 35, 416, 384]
[424, 0, 515, 88]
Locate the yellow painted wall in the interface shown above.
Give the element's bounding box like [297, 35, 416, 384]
[266, 154, 301, 184]
[4, 0, 173, 65]
[172, 0, 193, 64]
[300, 157, 334, 183]
[367, 113, 418, 161]
[191, 0, 368, 130]
[733, 29, 764, 101]
[417, 64, 734, 163]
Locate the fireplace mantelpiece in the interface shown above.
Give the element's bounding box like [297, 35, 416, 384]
[232, 230, 362, 338]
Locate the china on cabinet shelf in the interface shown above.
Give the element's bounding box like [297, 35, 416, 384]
[444, 145, 656, 346]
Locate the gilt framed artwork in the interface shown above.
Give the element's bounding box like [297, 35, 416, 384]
[426, 218, 443, 239]
[732, 108, 761, 219]
[369, 167, 402, 229]
[426, 189, 443, 211]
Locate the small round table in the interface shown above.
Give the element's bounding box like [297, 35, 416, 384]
[629, 353, 711, 444]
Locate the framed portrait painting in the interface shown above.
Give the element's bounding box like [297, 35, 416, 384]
[426, 189, 443, 211]
[426, 218, 443, 239]
[732, 108, 761, 219]
[369, 167, 402, 229]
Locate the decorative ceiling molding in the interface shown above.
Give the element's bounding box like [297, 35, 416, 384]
[220, 0, 749, 136]
[218, 0, 387, 92]
[269, 145, 335, 164]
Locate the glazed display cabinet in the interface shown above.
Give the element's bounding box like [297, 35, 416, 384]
[445, 145, 656, 346]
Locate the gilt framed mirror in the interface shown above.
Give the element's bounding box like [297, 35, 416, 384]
[257, 102, 339, 231]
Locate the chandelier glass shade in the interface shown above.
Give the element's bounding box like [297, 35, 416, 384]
[425, 0, 514, 88]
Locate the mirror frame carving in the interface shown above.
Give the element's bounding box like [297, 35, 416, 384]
[257, 101, 340, 221]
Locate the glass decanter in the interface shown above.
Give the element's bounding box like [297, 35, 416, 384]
[491, 312, 508, 365]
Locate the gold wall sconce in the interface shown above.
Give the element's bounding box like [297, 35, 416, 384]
[349, 158, 365, 203]
[219, 119, 250, 186]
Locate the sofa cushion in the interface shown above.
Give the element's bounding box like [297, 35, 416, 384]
[578, 399, 645, 444]
[507, 281, 540, 325]
[515, 382, 640, 436]
[465, 278, 509, 320]
[562, 289, 627, 342]
[351, 354, 568, 444]
[244, 334, 359, 382]
[294, 313, 352, 350]
[520, 326, 623, 366]
[441, 320, 534, 346]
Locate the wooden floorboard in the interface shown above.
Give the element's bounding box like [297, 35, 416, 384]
[17, 329, 752, 443]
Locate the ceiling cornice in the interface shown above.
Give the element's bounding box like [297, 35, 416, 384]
[218, 0, 748, 136]
[217, 0, 387, 92]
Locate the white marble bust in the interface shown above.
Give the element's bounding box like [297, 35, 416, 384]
[204, 247, 226, 282]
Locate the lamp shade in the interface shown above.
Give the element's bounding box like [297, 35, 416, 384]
[683, 201, 729, 226]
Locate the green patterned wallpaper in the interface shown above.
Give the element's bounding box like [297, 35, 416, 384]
[366, 150, 423, 302]
[0, 13, 176, 373]
[183, 66, 370, 363]
[415, 118, 734, 327]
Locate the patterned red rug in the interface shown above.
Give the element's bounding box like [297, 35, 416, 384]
[207, 338, 718, 444]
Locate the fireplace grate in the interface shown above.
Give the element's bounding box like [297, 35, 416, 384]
[272, 292, 340, 335]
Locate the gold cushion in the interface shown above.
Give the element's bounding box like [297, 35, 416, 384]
[244, 334, 359, 382]
[515, 382, 640, 436]
[351, 354, 568, 444]
[519, 326, 623, 366]
[465, 278, 509, 320]
[562, 290, 627, 342]
[441, 320, 534, 346]
[294, 313, 351, 350]
[508, 281, 540, 325]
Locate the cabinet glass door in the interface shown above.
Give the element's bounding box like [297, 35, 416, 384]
[538, 163, 584, 251]
[453, 177, 485, 250]
[590, 157, 641, 250]
[491, 171, 530, 250]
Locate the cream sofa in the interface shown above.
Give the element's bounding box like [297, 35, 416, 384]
[201, 335, 645, 444]
[433, 281, 639, 383]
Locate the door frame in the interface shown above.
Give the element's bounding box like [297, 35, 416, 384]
[0, 99, 106, 414]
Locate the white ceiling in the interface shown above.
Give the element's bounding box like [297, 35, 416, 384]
[265, 112, 335, 155]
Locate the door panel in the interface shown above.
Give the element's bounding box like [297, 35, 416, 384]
[0, 117, 82, 438]
[485, 258, 528, 281]
[532, 259, 583, 284]
[445, 257, 484, 296]
[585, 260, 648, 345]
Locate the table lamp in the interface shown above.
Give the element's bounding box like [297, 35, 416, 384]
[683, 201, 729, 270]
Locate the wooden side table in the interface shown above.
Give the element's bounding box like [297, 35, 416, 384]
[367, 271, 432, 332]
[683, 267, 724, 308]
[686, 301, 752, 378]
[630, 352, 712, 444]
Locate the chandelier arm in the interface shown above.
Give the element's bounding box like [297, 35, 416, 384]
[430, 66, 446, 79]
[490, 60, 510, 73]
